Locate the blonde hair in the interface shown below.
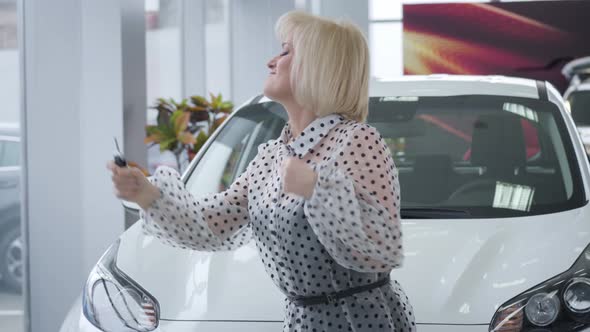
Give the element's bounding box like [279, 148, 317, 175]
[275, 11, 369, 122]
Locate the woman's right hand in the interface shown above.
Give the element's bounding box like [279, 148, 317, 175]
[107, 161, 161, 210]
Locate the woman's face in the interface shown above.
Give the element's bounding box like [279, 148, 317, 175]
[263, 42, 293, 103]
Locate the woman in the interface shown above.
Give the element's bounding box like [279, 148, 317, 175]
[109, 11, 415, 332]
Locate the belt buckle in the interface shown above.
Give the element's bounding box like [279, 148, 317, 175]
[326, 293, 336, 304]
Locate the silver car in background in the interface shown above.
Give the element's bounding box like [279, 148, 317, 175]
[0, 123, 22, 293]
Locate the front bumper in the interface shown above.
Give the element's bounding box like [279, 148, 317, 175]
[62, 292, 492, 332]
[75, 313, 489, 332]
[78, 314, 283, 332]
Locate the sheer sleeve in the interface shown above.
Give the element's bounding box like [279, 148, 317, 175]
[303, 124, 403, 272]
[140, 153, 261, 251]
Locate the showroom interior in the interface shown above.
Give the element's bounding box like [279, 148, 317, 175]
[1, 0, 590, 331]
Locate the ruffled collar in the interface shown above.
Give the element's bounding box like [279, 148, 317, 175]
[279, 113, 344, 158]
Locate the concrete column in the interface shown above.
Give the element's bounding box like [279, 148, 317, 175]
[121, 0, 148, 170]
[20, 0, 125, 330]
[182, 0, 206, 97]
[121, 0, 148, 227]
[230, 0, 296, 104]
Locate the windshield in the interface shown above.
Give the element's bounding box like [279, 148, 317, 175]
[567, 90, 590, 126]
[186, 96, 585, 218]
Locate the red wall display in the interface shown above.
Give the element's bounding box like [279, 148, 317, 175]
[403, 1, 590, 92]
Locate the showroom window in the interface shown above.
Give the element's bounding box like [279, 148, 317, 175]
[144, 0, 232, 125]
[205, 0, 231, 100]
[145, 0, 183, 125]
[369, 0, 403, 79]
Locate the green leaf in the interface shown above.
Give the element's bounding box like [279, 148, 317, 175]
[193, 131, 209, 154]
[190, 95, 209, 108]
[173, 111, 190, 133]
[169, 110, 182, 127]
[145, 134, 160, 144]
[159, 137, 177, 151]
[145, 125, 160, 135]
[177, 131, 196, 145]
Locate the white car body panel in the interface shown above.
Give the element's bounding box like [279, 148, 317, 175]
[62, 75, 590, 331]
[113, 206, 590, 325]
[73, 312, 491, 332]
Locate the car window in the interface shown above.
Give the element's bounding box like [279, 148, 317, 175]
[185, 102, 286, 196]
[374, 95, 584, 217]
[0, 140, 19, 167]
[567, 90, 590, 126]
[186, 96, 585, 218]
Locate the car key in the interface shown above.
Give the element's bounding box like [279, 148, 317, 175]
[113, 137, 127, 167]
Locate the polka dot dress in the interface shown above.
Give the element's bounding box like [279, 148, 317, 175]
[141, 114, 416, 331]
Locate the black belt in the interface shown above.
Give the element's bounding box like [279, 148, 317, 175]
[287, 278, 390, 306]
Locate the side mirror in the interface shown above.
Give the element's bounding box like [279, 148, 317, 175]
[121, 199, 140, 216]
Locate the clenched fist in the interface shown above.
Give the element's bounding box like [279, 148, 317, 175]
[281, 157, 318, 199]
[107, 161, 161, 210]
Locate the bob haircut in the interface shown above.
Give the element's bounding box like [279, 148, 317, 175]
[275, 11, 370, 122]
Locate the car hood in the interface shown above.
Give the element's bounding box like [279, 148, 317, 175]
[116, 206, 590, 324]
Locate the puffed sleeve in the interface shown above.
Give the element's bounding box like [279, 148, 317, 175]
[140, 152, 260, 251]
[303, 124, 403, 272]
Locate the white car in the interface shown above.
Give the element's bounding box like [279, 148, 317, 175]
[563, 56, 590, 157]
[61, 75, 590, 332]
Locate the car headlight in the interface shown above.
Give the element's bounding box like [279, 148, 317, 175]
[490, 243, 590, 331]
[564, 277, 590, 319]
[82, 239, 160, 332]
[524, 292, 560, 326]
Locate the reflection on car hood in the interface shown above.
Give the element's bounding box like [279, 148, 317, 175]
[116, 206, 590, 324]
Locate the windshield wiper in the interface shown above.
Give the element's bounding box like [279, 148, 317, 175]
[400, 208, 471, 219]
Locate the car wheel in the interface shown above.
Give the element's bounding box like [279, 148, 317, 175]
[0, 225, 23, 293]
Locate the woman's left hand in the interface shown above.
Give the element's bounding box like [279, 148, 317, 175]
[281, 157, 318, 199]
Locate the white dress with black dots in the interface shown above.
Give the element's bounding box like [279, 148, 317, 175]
[140, 114, 416, 332]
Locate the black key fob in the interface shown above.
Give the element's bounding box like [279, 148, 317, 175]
[114, 154, 127, 167]
[113, 138, 127, 167]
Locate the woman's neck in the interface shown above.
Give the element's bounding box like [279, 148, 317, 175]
[283, 101, 317, 140]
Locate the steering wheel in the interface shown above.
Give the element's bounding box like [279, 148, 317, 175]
[447, 179, 497, 204]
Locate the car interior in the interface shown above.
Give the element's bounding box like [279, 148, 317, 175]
[186, 96, 585, 218]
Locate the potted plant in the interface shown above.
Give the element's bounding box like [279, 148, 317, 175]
[145, 93, 233, 172]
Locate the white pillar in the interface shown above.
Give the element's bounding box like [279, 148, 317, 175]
[121, 0, 148, 170]
[21, 0, 125, 330]
[183, 0, 206, 97]
[230, 0, 296, 104]
[121, 0, 148, 227]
